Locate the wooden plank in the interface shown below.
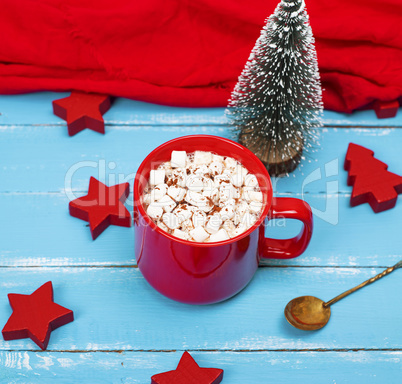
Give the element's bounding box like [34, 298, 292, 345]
[1, 92, 402, 127]
[0, 267, 400, 351]
[1, 125, 401, 194]
[0, 94, 400, 384]
[0, 351, 401, 383]
[323, 109, 402, 128]
[0, 193, 135, 267]
[1, 193, 401, 267]
[267, 127, 402, 194]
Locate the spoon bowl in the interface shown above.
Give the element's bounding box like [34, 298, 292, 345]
[284, 296, 330, 331]
[284, 260, 402, 331]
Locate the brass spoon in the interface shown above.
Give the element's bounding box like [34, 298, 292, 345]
[285, 260, 402, 331]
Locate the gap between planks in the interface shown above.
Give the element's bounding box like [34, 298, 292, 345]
[0, 123, 401, 129]
[0, 265, 397, 269]
[0, 191, 353, 196]
[2, 348, 401, 353]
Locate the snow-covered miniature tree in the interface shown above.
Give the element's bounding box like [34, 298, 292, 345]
[226, 0, 323, 176]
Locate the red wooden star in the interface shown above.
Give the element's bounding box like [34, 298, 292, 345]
[52, 91, 111, 136]
[69, 177, 131, 239]
[2, 282, 74, 350]
[344, 143, 402, 212]
[151, 352, 224, 384]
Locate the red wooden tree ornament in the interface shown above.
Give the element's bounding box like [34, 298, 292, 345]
[69, 177, 131, 239]
[344, 143, 402, 212]
[2, 282, 74, 350]
[151, 352, 224, 384]
[52, 91, 111, 136]
[373, 100, 399, 119]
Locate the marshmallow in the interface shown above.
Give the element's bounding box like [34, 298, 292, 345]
[233, 186, 241, 199]
[241, 211, 257, 228]
[151, 183, 167, 201]
[210, 188, 220, 205]
[237, 201, 250, 217]
[171, 150, 187, 168]
[186, 191, 213, 212]
[231, 173, 244, 188]
[202, 177, 214, 191]
[219, 183, 236, 202]
[162, 212, 180, 229]
[198, 200, 214, 213]
[208, 228, 230, 242]
[190, 226, 210, 242]
[146, 150, 263, 243]
[143, 193, 152, 206]
[192, 209, 207, 228]
[168, 185, 186, 202]
[209, 161, 223, 176]
[244, 174, 259, 188]
[214, 174, 231, 187]
[157, 161, 171, 169]
[202, 188, 212, 198]
[248, 190, 263, 202]
[173, 204, 193, 223]
[157, 195, 176, 212]
[157, 221, 169, 232]
[189, 163, 211, 176]
[223, 219, 236, 235]
[235, 164, 249, 177]
[229, 164, 248, 186]
[205, 213, 223, 234]
[203, 187, 219, 205]
[194, 151, 212, 165]
[181, 218, 195, 232]
[212, 154, 225, 163]
[243, 188, 263, 202]
[219, 204, 235, 221]
[224, 156, 238, 169]
[233, 212, 241, 225]
[168, 168, 187, 187]
[223, 168, 233, 176]
[172, 228, 190, 240]
[147, 204, 163, 220]
[150, 169, 166, 186]
[187, 175, 204, 192]
[185, 190, 202, 205]
[242, 187, 251, 202]
[157, 162, 173, 176]
[249, 201, 263, 214]
[220, 198, 236, 208]
[232, 224, 248, 238]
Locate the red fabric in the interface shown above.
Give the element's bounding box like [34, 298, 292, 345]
[1, 0, 401, 113]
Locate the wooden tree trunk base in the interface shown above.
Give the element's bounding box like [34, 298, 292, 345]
[239, 134, 303, 177]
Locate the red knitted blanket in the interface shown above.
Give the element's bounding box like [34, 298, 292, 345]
[1, 0, 401, 112]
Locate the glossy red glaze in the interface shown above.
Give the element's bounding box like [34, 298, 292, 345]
[133, 135, 313, 304]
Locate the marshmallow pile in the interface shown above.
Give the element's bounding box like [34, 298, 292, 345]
[143, 151, 263, 242]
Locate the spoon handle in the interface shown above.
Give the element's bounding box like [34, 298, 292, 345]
[324, 260, 402, 308]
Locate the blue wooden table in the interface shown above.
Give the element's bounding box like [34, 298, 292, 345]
[0, 93, 401, 383]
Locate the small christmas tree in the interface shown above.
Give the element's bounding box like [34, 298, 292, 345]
[344, 143, 402, 213]
[226, 0, 323, 176]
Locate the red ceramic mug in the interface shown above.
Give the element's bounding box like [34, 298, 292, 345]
[133, 135, 313, 304]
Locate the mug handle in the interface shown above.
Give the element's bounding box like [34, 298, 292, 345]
[260, 197, 313, 259]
